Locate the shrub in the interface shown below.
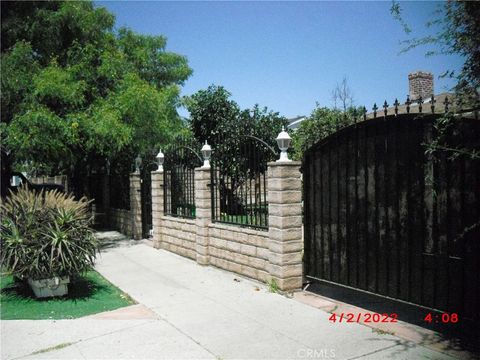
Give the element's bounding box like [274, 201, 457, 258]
[0, 187, 98, 280]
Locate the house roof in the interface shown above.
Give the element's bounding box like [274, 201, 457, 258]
[287, 116, 307, 130]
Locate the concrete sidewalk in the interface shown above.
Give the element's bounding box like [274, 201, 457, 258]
[1, 239, 466, 360]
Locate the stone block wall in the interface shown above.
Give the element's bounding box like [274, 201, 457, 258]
[208, 223, 270, 282]
[158, 217, 196, 260]
[152, 161, 304, 292]
[106, 208, 133, 237]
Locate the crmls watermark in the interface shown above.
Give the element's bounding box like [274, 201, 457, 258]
[297, 348, 336, 359]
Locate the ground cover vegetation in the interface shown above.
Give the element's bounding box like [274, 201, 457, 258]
[0, 186, 133, 316]
[0, 270, 135, 319]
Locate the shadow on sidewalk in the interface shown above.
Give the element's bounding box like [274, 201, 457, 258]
[95, 230, 139, 250]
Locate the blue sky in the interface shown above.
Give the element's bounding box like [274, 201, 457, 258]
[97, 1, 463, 119]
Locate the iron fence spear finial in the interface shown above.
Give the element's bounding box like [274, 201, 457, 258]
[405, 95, 411, 114]
[444, 96, 450, 112]
[393, 98, 400, 116]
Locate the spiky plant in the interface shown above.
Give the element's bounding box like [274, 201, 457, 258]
[0, 187, 98, 280]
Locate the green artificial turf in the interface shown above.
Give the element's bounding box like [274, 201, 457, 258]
[0, 271, 135, 319]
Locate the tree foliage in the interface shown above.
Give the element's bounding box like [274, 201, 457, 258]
[185, 85, 287, 218]
[185, 85, 241, 149]
[185, 85, 287, 174]
[1, 1, 192, 196]
[291, 104, 358, 161]
[391, 1, 480, 161]
[391, 1, 480, 241]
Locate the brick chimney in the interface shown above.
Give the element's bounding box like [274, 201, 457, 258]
[408, 71, 434, 101]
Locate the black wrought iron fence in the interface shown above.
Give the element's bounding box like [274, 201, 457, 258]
[107, 155, 135, 210]
[164, 137, 202, 219]
[109, 172, 130, 210]
[210, 136, 277, 230]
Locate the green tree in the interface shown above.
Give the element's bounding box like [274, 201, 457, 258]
[185, 85, 287, 216]
[185, 85, 287, 171]
[185, 85, 241, 148]
[1, 1, 192, 197]
[240, 104, 288, 165]
[291, 104, 358, 161]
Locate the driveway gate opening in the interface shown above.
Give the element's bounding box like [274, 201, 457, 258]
[303, 113, 480, 333]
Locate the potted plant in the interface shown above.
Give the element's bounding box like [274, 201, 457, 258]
[0, 186, 98, 298]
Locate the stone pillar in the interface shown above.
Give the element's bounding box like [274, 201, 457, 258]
[129, 172, 142, 240]
[267, 161, 303, 292]
[151, 169, 164, 249]
[194, 167, 212, 265]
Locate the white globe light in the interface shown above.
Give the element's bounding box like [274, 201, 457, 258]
[276, 126, 292, 162]
[156, 149, 164, 171]
[201, 141, 212, 168]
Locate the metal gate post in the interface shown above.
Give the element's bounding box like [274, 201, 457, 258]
[267, 161, 303, 291]
[151, 169, 164, 248]
[129, 172, 142, 240]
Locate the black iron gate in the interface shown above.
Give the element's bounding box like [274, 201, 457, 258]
[303, 112, 480, 330]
